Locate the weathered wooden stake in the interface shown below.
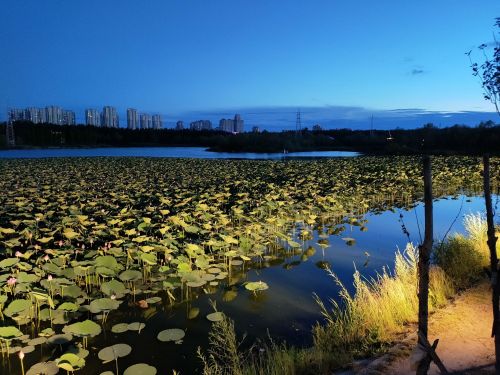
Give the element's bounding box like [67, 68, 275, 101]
[483, 154, 500, 372]
[417, 155, 433, 375]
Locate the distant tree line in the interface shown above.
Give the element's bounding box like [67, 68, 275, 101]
[1, 120, 499, 155]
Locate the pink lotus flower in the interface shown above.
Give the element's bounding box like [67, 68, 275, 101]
[7, 277, 17, 286]
[47, 275, 53, 281]
[15, 251, 23, 257]
[43, 255, 49, 261]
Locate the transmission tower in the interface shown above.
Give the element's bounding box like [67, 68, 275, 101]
[295, 109, 302, 133]
[6, 117, 15, 147]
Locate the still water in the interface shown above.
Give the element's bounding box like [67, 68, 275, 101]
[7, 194, 494, 374]
[0, 147, 358, 159]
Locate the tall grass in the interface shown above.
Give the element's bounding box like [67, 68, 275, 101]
[313, 244, 453, 368]
[434, 212, 499, 288]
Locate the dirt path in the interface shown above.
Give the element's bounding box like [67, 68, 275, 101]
[353, 282, 495, 374]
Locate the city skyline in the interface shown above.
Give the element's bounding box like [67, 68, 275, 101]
[1, 1, 499, 130]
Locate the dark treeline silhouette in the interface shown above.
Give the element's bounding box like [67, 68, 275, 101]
[1, 120, 499, 155]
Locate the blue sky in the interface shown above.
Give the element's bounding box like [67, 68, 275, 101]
[1, 0, 499, 129]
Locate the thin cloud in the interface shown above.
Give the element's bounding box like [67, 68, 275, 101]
[410, 68, 426, 75]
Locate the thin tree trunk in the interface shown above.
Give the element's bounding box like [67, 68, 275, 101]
[483, 154, 500, 372]
[417, 155, 433, 375]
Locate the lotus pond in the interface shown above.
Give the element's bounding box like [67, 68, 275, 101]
[0, 156, 498, 374]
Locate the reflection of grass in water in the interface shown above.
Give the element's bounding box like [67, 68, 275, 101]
[200, 244, 455, 374]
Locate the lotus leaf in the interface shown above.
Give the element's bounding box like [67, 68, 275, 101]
[63, 320, 101, 337]
[56, 353, 85, 371]
[245, 281, 269, 292]
[157, 328, 185, 342]
[27, 337, 47, 346]
[0, 326, 23, 340]
[66, 345, 90, 359]
[21, 345, 35, 353]
[111, 323, 129, 333]
[47, 334, 73, 345]
[119, 269, 142, 282]
[4, 299, 31, 317]
[127, 322, 145, 331]
[206, 312, 224, 322]
[26, 361, 59, 375]
[101, 279, 126, 296]
[124, 363, 157, 375]
[95, 255, 122, 271]
[98, 343, 132, 362]
[89, 298, 120, 313]
[0, 257, 19, 269]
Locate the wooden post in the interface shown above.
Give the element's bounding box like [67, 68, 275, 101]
[483, 154, 500, 372]
[417, 155, 433, 375]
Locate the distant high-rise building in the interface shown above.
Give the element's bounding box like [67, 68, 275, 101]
[218, 114, 244, 133]
[8, 108, 25, 122]
[175, 121, 184, 130]
[46, 106, 63, 125]
[85, 109, 100, 126]
[127, 108, 138, 130]
[252, 126, 260, 133]
[25, 107, 44, 123]
[234, 114, 244, 133]
[62, 110, 76, 125]
[152, 114, 163, 129]
[190, 120, 212, 131]
[219, 119, 233, 132]
[101, 106, 119, 128]
[140, 113, 152, 129]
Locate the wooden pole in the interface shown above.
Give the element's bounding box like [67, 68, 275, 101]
[483, 154, 500, 372]
[417, 155, 433, 375]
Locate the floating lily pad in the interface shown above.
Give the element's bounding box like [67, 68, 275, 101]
[47, 333, 73, 345]
[157, 328, 185, 342]
[56, 352, 85, 371]
[63, 320, 101, 338]
[206, 312, 224, 322]
[4, 299, 32, 317]
[98, 343, 132, 362]
[28, 337, 47, 346]
[89, 298, 120, 313]
[58, 302, 79, 312]
[101, 279, 126, 297]
[124, 363, 157, 375]
[66, 345, 90, 359]
[21, 345, 35, 354]
[119, 270, 142, 281]
[26, 361, 59, 375]
[111, 323, 129, 333]
[127, 322, 146, 332]
[0, 258, 19, 269]
[0, 326, 23, 340]
[245, 281, 269, 292]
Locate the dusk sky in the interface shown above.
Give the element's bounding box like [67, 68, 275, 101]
[1, 0, 499, 129]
